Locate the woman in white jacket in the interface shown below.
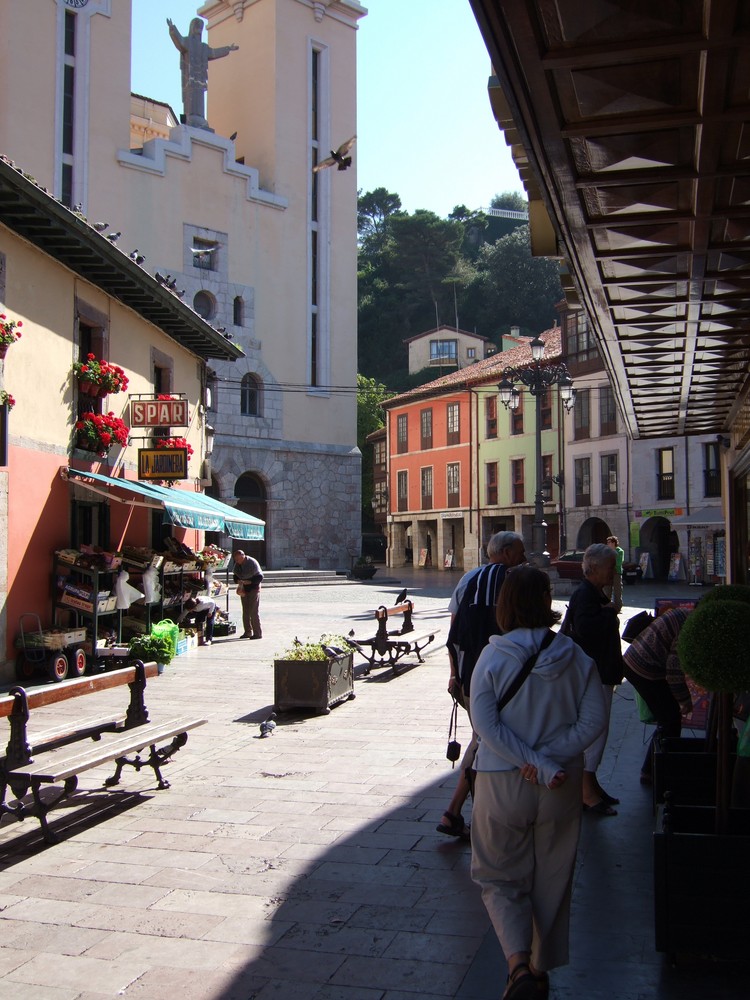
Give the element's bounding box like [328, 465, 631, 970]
[470, 566, 607, 1000]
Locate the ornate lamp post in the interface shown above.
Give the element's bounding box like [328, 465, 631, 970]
[498, 336, 576, 564]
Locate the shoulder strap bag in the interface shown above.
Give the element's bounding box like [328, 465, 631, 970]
[498, 629, 555, 711]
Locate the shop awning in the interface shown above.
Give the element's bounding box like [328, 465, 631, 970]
[671, 507, 725, 530]
[63, 468, 265, 539]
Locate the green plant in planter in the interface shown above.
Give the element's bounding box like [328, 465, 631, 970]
[697, 583, 750, 608]
[128, 633, 175, 667]
[677, 594, 750, 831]
[276, 634, 350, 661]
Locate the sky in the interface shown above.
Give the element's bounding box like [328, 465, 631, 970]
[130, 0, 525, 218]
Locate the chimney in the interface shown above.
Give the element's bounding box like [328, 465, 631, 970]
[510, 325, 520, 337]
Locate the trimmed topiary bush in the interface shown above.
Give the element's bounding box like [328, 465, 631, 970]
[697, 584, 750, 607]
[678, 599, 750, 693]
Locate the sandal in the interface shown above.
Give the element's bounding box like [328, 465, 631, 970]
[598, 789, 620, 806]
[436, 811, 470, 839]
[583, 799, 617, 816]
[503, 963, 538, 1000]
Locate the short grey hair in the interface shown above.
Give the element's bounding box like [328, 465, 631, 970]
[487, 531, 523, 559]
[583, 542, 616, 574]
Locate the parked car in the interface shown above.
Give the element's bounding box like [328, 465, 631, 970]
[551, 550, 586, 580]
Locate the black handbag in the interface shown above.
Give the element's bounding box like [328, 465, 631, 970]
[446, 698, 461, 767]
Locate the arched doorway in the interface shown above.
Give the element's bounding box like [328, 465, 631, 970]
[639, 516, 676, 580]
[235, 472, 267, 566]
[575, 517, 610, 549]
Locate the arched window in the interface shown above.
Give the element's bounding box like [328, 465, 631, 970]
[233, 296, 244, 327]
[206, 373, 218, 412]
[241, 373, 261, 416]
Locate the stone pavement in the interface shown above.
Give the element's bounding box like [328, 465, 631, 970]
[0, 572, 744, 999]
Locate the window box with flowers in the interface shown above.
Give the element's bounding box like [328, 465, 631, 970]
[72, 355, 129, 397]
[75, 411, 129, 456]
[0, 313, 22, 360]
[0, 390, 15, 410]
[155, 436, 194, 460]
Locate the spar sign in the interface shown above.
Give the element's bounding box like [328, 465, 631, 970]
[130, 398, 188, 428]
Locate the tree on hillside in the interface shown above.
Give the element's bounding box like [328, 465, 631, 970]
[491, 190, 528, 212]
[460, 225, 562, 338]
[357, 187, 403, 254]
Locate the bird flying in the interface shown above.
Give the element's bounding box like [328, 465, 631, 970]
[229, 131, 238, 141]
[313, 135, 356, 173]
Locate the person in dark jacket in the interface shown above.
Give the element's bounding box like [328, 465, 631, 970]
[566, 543, 624, 815]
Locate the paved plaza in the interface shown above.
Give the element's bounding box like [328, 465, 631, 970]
[0, 570, 744, 999]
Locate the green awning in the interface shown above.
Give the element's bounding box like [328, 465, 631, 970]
[64, 468, 265, 539]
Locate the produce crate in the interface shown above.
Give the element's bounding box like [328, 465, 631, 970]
[175, 638, 189, 657]
[213, 621, 237, 637]
[15, 627, 87, 650]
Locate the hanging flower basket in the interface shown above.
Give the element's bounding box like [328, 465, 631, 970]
[0, 390, 15, 410]
[74, 411, 129, 456]
[72, 355, 129, 397]
[0, 313, 22, 359]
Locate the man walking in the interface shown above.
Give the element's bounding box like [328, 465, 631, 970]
[437, 531, 527, 839]
[233, 549, 263, 639]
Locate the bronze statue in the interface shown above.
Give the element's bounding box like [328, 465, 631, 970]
[167, 17, 238, 131]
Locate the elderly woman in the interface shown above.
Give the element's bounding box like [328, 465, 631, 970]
[566, 542, 625, 815]
[470, 566, 606, 1000]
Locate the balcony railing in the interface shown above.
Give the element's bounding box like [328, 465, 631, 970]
[657, 473, 675, 500]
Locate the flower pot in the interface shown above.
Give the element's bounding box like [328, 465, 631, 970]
[274, 651, 355, 714]
[157, 663, 166, 675]
[352, 564, 377, 580]
[652, 736, 737, 808]
[0, 343, 8, 360]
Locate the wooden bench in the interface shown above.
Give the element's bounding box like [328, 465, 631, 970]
[351, 600, 439, 674]
[0, 661, 206, 844]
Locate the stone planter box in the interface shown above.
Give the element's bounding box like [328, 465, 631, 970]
[654, 801, 750, 958]
[274, 651, 355, 714]
[351, 564, 377, 580]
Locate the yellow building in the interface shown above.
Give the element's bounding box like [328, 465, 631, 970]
[0, 0, 365, 569]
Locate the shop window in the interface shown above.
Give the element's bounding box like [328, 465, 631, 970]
[511, 459, 524, 504]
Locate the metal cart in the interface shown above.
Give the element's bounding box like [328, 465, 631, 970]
[15, 614, 88, 683]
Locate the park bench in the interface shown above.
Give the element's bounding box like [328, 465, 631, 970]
[0, 661, 205, 844]
[351, 600, 439, 674]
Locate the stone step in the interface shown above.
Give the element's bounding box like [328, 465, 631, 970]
[261, 569, 355, 589]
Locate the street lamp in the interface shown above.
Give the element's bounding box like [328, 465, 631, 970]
[498, 339, 576, 565]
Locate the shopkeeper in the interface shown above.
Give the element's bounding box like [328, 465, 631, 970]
[178, 568, 219, 645]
